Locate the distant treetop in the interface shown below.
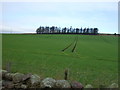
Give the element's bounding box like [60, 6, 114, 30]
[36, 26, 99, 34]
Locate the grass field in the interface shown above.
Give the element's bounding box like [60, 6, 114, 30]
[2, 34, 118, 87]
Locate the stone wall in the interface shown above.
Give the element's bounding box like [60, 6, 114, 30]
[0, 70, 118, 89]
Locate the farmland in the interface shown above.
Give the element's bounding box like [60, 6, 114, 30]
[2, 34, 118, 87]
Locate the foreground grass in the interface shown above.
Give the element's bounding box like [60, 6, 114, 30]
[2, 34, 118, 87]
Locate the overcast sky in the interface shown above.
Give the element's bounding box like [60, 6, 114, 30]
[0, 1, 118, 33]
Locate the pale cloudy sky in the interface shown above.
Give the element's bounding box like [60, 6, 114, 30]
[0, 1, 118, 33]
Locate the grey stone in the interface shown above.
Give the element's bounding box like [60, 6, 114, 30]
[22, 73, 32, 81]
[2, 87, 5, 89]
[14, 83, 27, 89]
[14, 83, 22, 88]
[12, 73, 24, 83]
[21, 84, 27, 89]
[27, 74, 41, 88]
[2, 80, 14, 88]
[1, 70, 8, 78]
[71, 81, 83, 88]
[85, 84, 93, 88]
[55, 80, 71, 88]
[109, 83, 118, 88]
[41, 78, 56, 88]
[4, 73, 14, 80]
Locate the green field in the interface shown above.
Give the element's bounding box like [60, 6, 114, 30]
[2, 34, 118, 87]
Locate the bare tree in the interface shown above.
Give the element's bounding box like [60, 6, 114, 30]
[86, 28, 89, 34]
[76, 28, 79, 33]
[83, 28, 86, 34]
[93, 28, 98, 34]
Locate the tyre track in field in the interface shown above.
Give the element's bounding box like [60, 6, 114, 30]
[71, 36, 78, 52]
[61, 42, 74, 52]
[61, 36, 78, 53]
[61, 36, 76, 52]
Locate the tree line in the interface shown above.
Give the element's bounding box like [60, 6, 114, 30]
[36, 26, 99, 34]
